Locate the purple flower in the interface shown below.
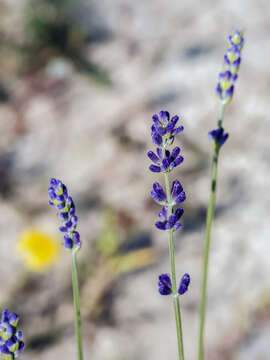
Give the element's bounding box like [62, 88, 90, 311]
[216, 71, 237, 104]
[178, 273, 190, 295]
[208, 128, 229, 148]
[226, 30, 244, 50]
[158, 274, 172, 295]
[151, 111, 184, 147]
[148, 147, 184, 173]
[150, 179, 186, 206]
[216, 30, 244, 104]
[171, 180, 186, 205]
[0, 310, 24, 358]
[48, 178, 81, 251]
[155, 206, 184, 231]
[151, 182, 167, 204]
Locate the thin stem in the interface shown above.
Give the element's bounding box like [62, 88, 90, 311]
[198, 103, 225, 360]
[164, 170, 185, 360]
[72, 251, 84, 360]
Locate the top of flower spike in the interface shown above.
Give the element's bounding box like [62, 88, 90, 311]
[151, 111, 184, 147]
[0, 310, 24, 359]
[48, 178, 81, 252]
[216, 29, 244, 105]
[227, 29, 244, 50]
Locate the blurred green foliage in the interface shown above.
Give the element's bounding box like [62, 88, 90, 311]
[25, 0, 86, 58]
[21, 0, 110, 83]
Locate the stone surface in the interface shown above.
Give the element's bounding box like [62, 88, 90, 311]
[0, 0, 270, 359]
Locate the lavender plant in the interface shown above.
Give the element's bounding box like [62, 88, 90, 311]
[198, 30, 244, 360]
[147, 111, 190, 360]
[48, 178, 83, 360]
[0, 310, 24, 360]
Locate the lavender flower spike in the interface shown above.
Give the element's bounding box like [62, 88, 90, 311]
[178, 273, 190, 295]
[216, 29, 244, 104]
[148, 110, 188, 358]
[0, 310, 24, 359]
[48, 178, 81, 251]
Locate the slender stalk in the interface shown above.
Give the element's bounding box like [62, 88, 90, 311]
[164, 170, 185, 360]
[71, 251, 84, 360]
[198, 103, 225, 360]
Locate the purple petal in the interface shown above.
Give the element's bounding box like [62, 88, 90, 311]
[175, 192, 186, 204]
[151, 182, 167, 203]
[178, 283, 188, 295]
[16, 331, 23, 341]
[171, 115, 179, 125]
[162, 157, 170, 170]
[157, 126, 166, 136]
[171, 146, 180, 160]
[175, 207, 184, 220]
[174, 222, 182, 231]
[152, 114, 160, 125]
[0, 345, 10, 355]
[50, 178, 58, 186]
[156, 147, 163, 159]
[181, 273, 190, 286]
[63, 235, 73, 250]
[167, 214, 177, 229]
[147, 151, 160, 164]
[59, 226, 68, 232]
[220, 133, 229, 146]
[166, 121, 175, 133]
[216, 83, 222, 98]
[151, 132, 163, 146]
[225, 85, 234, 99]
[159, 110, 170, 123]
[158, 273, 172, 288]
[158, 206, 168, 220]
[171, 180, 183, 198]
[159, 285, 172, 295]
[149, 165, 161, 173]
[155, 221, 166, 230]
[172, 125, 184, 136]
[178, 273, 190, 295]
[173, 156, 184, 166]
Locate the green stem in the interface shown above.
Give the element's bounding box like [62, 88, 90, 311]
[72, 251, 84, 360]
[164, 170, 185, 360]
[198, 103, 225, 360]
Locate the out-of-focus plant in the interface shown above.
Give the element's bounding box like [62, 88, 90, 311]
[81, 209, 157, 320]
[25, 0, 86, 61]
[17, 229, 60, 272]
[48, 178, 83, 360]
[21, 0, 110, 83]
[198, 30, 245, 360]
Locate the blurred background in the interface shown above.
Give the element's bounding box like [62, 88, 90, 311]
[0, 0, 270, 359]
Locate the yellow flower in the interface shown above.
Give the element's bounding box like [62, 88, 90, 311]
[17, 229, 60, 271]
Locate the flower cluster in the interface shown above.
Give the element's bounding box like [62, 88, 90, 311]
[151, 111, 184, 147]
[158, 273, 190, 296]
[208, 127, 229, 149]
[0, 310, 24, 359]
[148, 110, 190, 296]
[48, 178, 81, 251]
[148, 111, 186, 231]
[216, 30, 244, 104]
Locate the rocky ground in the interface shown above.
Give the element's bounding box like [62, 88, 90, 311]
[0, 0, 270, 359]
